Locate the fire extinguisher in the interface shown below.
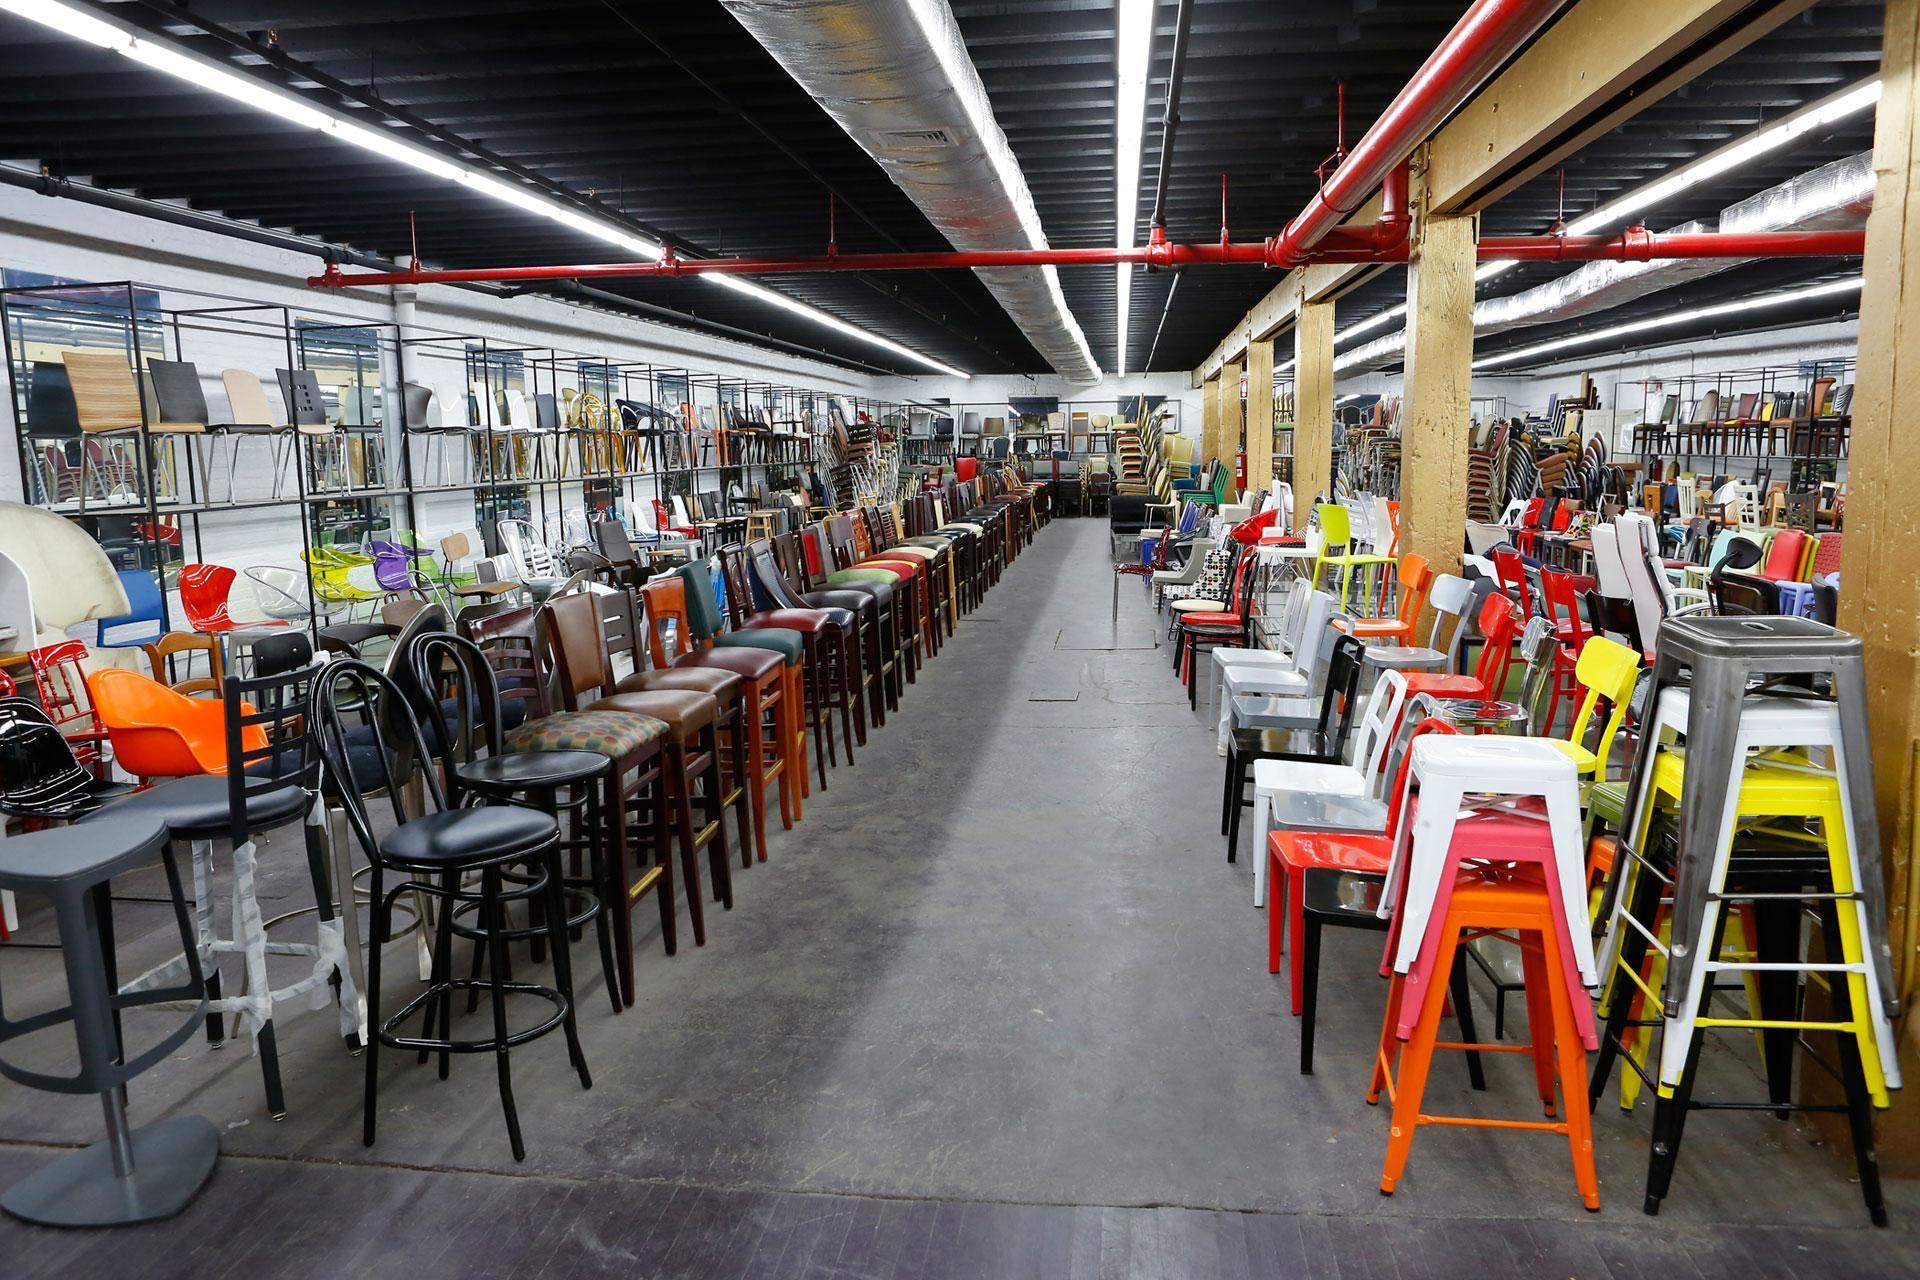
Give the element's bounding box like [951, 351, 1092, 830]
[1235, 449, 1247, 487]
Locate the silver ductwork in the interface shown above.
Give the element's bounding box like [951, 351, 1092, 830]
[719, 0, 1102, 382]
[1335, 151, 1874, 374]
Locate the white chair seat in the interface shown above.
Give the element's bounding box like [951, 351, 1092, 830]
[1170, 597, 1225, 613]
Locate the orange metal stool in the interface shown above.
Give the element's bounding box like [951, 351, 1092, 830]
[1368, 868, 1600, 1210]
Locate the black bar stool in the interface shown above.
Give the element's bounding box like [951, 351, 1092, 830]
[313, 660, 591, 1163]
[0, 815, 217, 1226]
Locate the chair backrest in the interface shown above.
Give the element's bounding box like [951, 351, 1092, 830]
[637, 575, 692, 666]
[1314, 635, 1368, 750]
[62, 350, 143, 433]
[26, 361, 81, 438]
[1516, 617, 1560, 734]
[1539, 567, 1586, 648]
[1568, 634, 1641, 776]
[276, 368, 330, 427]
[1490, 547, 1532, 614]
[145, 359, 210, 428]
[1423, 573, 1473, 649]
[1716, 575, 1776, 617]
[1392, 554, 1433, 628]
[542, 590, 615, 709]
[220, 369, 277, 427]
[403, 631, 508, 792]
[1315, 502, 1350, 549]
[1350, 668, 1411, 787]
[1468, 591, 1519, 687]
[221, 637, 320, 843]
[1761, 528, 1810, 580]
[97, 567, 165, 646]
[313, 660, 452, 865]
[1614, 513, 1670, 648]
[178, 562, 239, 631]
[499, 519, 558, 580]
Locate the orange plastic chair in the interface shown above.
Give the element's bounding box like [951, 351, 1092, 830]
[1334, 553, 1432, 644]
[86, 667, 264, 780]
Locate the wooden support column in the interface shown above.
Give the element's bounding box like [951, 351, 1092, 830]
[1841, 0, 1920, 1044]
[1246, 337, 1275, 499]
[1218, 359, 1242, 471]
[1202, 373, 1222, 469]
[1396, 201, 1476, 580]
[1293, 294, 1334, 531]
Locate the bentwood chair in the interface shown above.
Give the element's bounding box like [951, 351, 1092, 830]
[314, 659, 590, 1162]
[461, 608, 672, 1008]
[403, 631, 623, 1015]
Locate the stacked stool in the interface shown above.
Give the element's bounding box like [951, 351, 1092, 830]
[1593, 614, 1897, 1224]
[1373, 735, 1600, 1209]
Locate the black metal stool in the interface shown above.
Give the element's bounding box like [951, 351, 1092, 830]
[314, 660, 591, 1163]
[0, 815, 217, 1226]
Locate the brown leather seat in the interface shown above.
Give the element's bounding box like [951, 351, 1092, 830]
[675, 647, 783, 681]
[589, 688, 716, 737]
[617, 666, 741, 703]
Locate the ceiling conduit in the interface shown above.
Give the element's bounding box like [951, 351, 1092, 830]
[1334, 151, 1874, 372]
[716, 0, 1103, 383]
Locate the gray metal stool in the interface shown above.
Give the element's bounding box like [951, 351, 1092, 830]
[0, 814, 218, 1226]
[1603, 615, 1895, 1018]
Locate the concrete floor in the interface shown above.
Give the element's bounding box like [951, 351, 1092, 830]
[1, 516, 1916, 1274]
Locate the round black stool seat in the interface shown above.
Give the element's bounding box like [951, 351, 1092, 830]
[378, 806, 556, 870]
[455, 748, 609, 798]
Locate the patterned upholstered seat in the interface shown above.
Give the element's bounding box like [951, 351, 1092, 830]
[503, 709, 667, 758]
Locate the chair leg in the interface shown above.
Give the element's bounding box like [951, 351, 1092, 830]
[1300, 911, 1322, 1075]
[480, 867, 527, 1161]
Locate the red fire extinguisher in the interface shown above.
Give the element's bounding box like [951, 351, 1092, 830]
[1235, 449, 1248, 487]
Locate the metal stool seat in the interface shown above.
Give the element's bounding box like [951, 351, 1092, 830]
[0, 815, 217, 1226]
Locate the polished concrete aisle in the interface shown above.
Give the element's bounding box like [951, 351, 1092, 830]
[2, 517, 1916, 1276]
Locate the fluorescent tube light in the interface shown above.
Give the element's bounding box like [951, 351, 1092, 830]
[1472, 276, 1862, 369]
[2, 0, 963, 376]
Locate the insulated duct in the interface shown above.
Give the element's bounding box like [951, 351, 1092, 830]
[717, 0, 1102, 383]
[1335, 151, 1874, 372]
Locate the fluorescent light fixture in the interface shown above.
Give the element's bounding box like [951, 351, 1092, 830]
[1335, 302, 1407, 347]
[3, 0, 965, 378]
[1113, 0, 1154, 377]
[1, 0, 127, 47]
[1472, 276, 1862, 369]
[1564, 79, 1881, 237]
[901, 0, 1097, 379]
[328, 119, 464, 182]
[123, 39, 332, 129]
[708, 275, 970, 377]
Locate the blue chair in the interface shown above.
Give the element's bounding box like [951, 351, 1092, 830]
[95, 568, 164, 654]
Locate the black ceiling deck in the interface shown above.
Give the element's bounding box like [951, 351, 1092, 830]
[0, 1, 1889, 379]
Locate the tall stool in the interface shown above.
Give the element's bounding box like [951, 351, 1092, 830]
[1371, 738, 1600, 1210]
[0, 816, 218, 1226]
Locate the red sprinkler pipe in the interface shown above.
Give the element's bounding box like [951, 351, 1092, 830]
[305, 226, 1863, 289]
[1264, 0, 1572, 268]
[1476, 227, 1866, 262]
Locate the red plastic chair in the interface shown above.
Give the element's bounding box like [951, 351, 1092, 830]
[1537, 568, 1589, 733]
[178, 562, 288, 634]
[651, 498, 701, 540]
[1755, 528, 1811, 582]
[28, 640, 111, 773]
[1267, 717, 1457, 1015]
[1403, 592, 1520, 703]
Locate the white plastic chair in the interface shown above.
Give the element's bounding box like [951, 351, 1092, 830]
[1248, 668, 1411, 905]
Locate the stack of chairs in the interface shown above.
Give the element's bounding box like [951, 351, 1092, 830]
[1114, 422, 1150, 495]
[1467, 419, 1508, 521]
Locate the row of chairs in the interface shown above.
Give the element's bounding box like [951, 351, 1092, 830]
[0, 470, 1051, 1197]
